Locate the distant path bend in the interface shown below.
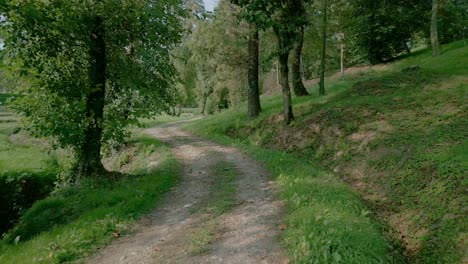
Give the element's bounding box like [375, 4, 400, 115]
[88, 119, 288, 264]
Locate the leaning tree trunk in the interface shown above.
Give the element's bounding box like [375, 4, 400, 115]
[291, 26, 309, 97]
[247, 24, 262, 118]
[319, 0, 328, 96]
[274, 29, 294, 125]
[77, 16, 107, 178]
[431, 0, 441, 56]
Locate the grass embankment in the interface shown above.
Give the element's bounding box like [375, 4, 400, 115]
[0, 108, 59, 234]
[0, 131, 181, 263]
[187, 41, 467, 263]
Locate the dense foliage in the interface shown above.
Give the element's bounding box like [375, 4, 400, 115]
[1, 0, 183, 177]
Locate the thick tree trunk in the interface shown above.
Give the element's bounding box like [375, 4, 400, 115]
[291, 26, 309, 97]
[431, 0, 441, 56]
[319, 0, 328, 96]
[77, 16, 106, 178]
[247, 24, 262, 118]
[278, 53, 294, 125]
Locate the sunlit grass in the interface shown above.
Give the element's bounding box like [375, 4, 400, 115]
[186, 41, 467, 263]
[0, 135, 181, 264]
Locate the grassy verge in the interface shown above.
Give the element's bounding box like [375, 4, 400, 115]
[0, 110, 57, 175]
[0, 109, 60, 235]
[191, 161, 238, 216]
[185, 41, 467, 263]
[139, 113, 199, 128]
[0, 135, 181, 264]
[186, 124, 404, 263]
[189, 161, 238, 255]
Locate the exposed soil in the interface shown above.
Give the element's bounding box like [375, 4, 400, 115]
[88, 120, 288, 264]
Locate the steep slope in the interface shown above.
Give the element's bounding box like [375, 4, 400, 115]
[188, 41, 467, 263]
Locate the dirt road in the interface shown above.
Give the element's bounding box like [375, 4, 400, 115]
[88, 120, 288, 264]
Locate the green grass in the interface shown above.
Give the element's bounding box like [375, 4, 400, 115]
[186, 128, 404, 263]
[185, 41, 467, 263]
[138, 113, 199, 128]
[0, 136, 181, 264]
[188, 218, 221, 255]
[0, 110, 60, 234]
[0, 94, 21, 106]
[188, 160, 238, 254]
[0, 112, 56, 175]
[191, 160, 238, 216]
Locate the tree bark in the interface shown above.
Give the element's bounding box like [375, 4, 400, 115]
[247, 24, 262, 118]
[431, 0, 441, 56]
[278, 52, 294, 125]
[77, 16, 106, 178]
[340, 43, 345, 78]
[177, 103, 182, 117]
[319, 0, 328, 96]
[274, 28, 294, 125]
[291, 26, 309, 97]
[201, 93, 208, 115]
[276, 60, 280, 86]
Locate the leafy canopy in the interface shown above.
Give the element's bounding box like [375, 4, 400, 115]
[1, 0, 183, 149]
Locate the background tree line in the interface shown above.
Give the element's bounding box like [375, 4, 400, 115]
[175, 0, 467, 122]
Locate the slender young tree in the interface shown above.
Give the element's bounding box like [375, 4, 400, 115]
[337, 33, 345, 78]
[319, 0, 328, 96]
[431, 0, 441, 56]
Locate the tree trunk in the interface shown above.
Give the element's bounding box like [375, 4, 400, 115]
[77, 16, 106, 178]
[276, 60, 280, 86]
[247, 24, 262, 118]
[177, 103, 182, 117]
[278, 52, 294, 125]
[431, 0, 441, 56]
[274, 28, 294, 125]
[201, 94, 208, 115]
[291, 26, 309, 97]
[340, 43, 345, 78]
[405, 42, 411, 55]
[319, 0, 328, 96]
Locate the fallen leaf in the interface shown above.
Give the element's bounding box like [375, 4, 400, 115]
[112, 230, 121, 238]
